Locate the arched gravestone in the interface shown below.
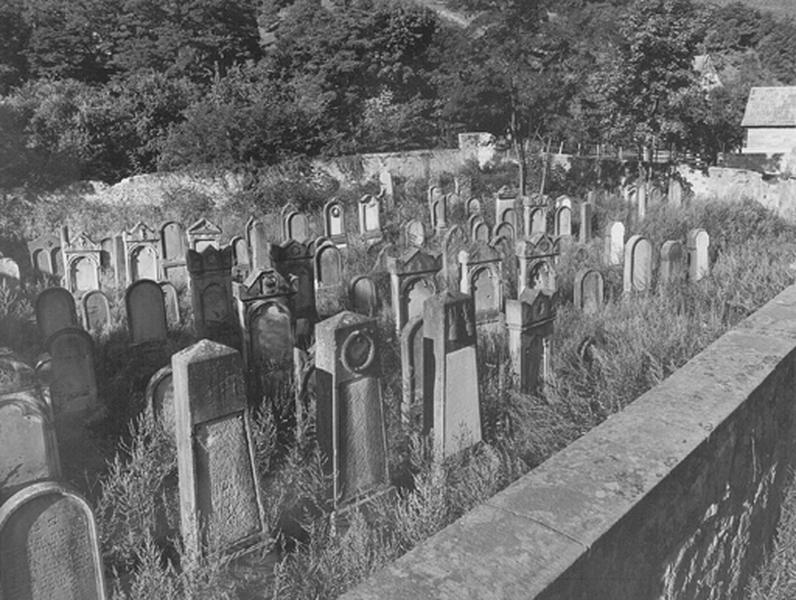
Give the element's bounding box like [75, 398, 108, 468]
[623, 235, 653, 293]
[187, 246, 235, 343]
[458, 244, 503, 326]
[350, 276, 379, 317]
[0, 392, 61, 503]
[323, 199, 346, 242]
[358, 195, 382, 241]
[286, 211, 311, 243]
[500, 207, 518, 231]
[0, 255, 20, 290]
[605, 221, 626, 265]
[387, 248, 441, 336]
[400, 316, 425, 426]
[573, 268, 604, 314]
[160, 281, 181, 328]
[51, 247, 64, 278]
[472, 267, 497, 314]
[246, 218, 269, 271]
[315, 243, 343, 287]
[130, 245, 159, 282]
[659, 240, 685, 286]
[81, 290, 111, 334]
[160, 221, 188, 285]
[0, 481, 106, 600]
[555, 206, 572, 237]
[35, 288, 79, 340]
[687, 228, 710, 282]
[68, 256, 99, 293]
[505, 288, 556, 395]
[249, 302, 294, 372]
[467, 198, 481, 217]
[406, 277, 435, 323]
[145, 366, 174, 434]
[405, 219, 426, 248]
[231, 236, 249, 267]
[28, 234, 60, 276]
[493, 221, 515, 242]
[32, 249, 49, 275]
[125, 279, 168, 345]
[46, 328, 99, 417]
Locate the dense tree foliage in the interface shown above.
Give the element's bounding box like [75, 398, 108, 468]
[2, 0, 796, 188]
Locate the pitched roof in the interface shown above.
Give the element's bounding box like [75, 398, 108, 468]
[741, 87, 796, 127]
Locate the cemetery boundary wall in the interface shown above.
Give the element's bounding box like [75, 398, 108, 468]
[342, 284, 796, 600]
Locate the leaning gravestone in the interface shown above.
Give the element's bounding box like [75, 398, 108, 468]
[315, 312, 391, 510]
[423, 291, 482, 459]
[80, 290, 111, 335]
[400, 316, 425, 427]
[172, 340, 266, 559]
[125, 279, 168, 345]
[573, 268, 604, 314]
[623, 235, 653, 293]
[145, 365, 175, 435]
[35, 287, 80, 341]
[0, 481, 106, 599]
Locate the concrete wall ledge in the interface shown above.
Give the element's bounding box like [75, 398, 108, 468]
[342, 284, 796, 600]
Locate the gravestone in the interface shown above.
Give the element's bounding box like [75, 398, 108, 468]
[467, 214, 488, 243]
[187, 246, 235, 344]
[0, 481, 107, 599]
[441, 226, 467, 288]
[530, 206, 547, 236]
[637, 182, 647, 221]
[623, 235, 653, 293]
[124, 222, 161, 284]
[349, 275, 379, 317]
[46, 327, 100, 423]
[505, 288, 556, 395]
[554, 206, 572, 238]
[145, 365, 174, 434]
[495, 186, 518, 231]
[230, 236, 250, 280]
[458, 245, 503, 327]
[0, 377, 61, 502]
[160, 281, 181, 327]
[80, 290, 111, 334]
[358, 195, 383, 243]
[604, 221, 626, 265]
[160, 221, 188, 286]
[493, 221, 515, 243]
[466, 198, 481, 217]
[428, 188, 448, 233]
[99, 237, 114, 272]
[28, 233, 61, 277]
[387, 248, 441, 336]
[315, 312, 391, 509]
[246, 217, 271, 271]
[400, 316, 425, 426]
[63, 233, 101, 296]
[282, 205, 311, 243]
[423, 292, 482, 459]
[573, 269, 604, 314]
[186, 218, 222, 252]
[668, 178, 683, 207]
[233, 268, 295, 402]
[271, 240, 316, 330]
[323, 199, 348, 246]
[659, 240, 685, 286]
[404, 219, 426, 248]
[35, 287, 79, 340]
[579, 202, 594, 244]
[0, 255, 20, 290]
[0, 352, 40, 397]
[379, 171, 394, 208]
[172, 340, 266, 558]
[687, 228, 710, 282]
[111, 234, 126, 288]
[125, 280, 168, 345]
[314, 242, 345, 318]
[516, 234, 558, 294]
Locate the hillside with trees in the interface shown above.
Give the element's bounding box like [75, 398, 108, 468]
[2, 0, 796, 190]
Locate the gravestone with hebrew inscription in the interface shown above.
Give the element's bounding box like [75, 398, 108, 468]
[505, 288, 556, 395]
[659, 240, 685, 287]
[423, 292, 482, 459]
[46, 328, 100, 419]
[81, 290, 111, 334]
[687, 228, 710, 282]
[35, 287, 79, 340]
[125, 279, 168, 345]
[172, 340, 266, 559]
[0, 481, 107, 600]
[458, 245, 503, 328]
[315, 312, 391, 510]
[387, 248, 441, 336]
[573, 269, 604, 314]
[623, 235, 653, 293]
[187, 246, 236, 344]
[160, 221, 188, 286]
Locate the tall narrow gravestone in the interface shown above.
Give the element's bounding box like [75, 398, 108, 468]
[160, 221, 188, 286]
[187, 246, 235, 344]
[247, 218, 270, 272]
[315, 312, 391, 510]
[604, 221, 626, 266]
[46, 328, 100, 421]
[495, 186, 518, 231]
[172, 340, 266, 559]
[124, 222, 161, 284]
[458, 245, 503, 328]
[659, 240, 685, 287]
[573, 268, 604, 314]
[423, 292, 482, 459]
[400, 316, 424, 427]
[35, 287, 79, 341]
[579, 202, 593, 244]
[0, 481, 107, 600]
[505, 288, 556, 395]
[125, 279, 168, 345]
[323, 199, 347, 247]
[81, 290, 111, 335]
[623, 235, 653, 293]
[687, 228, 710, 282]
[314, 241, 345, 318]
[387, 248, 441, 337]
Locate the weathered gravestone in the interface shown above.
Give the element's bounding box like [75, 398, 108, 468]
[63, 233, 101, 296]
[271, 240, 317, 337]
[400, 316, 425, 427]
[349, 275, 379, 317]
[230, 236, 250, 279]
[81, 290, 111, 334]
[468, 214, 489, 243]
[35, 287, 79, 341]
[427, 186, 447, 233]
[46, 328, 100, 420]
[124, 222, 161, 284]
[358, 195, 383, 243]
[28, 233, 61, 278]
[246, 217, 270, 271]
[623, 235, 653, 293]
[516, 234, 557, 295]
[172, 340, 266, 559]
[0, 254, 20, 290]
[281, 204, 311, 243]
[404, 219, 426, 248]
[573, 268, 604, 314]
[423, 292, 482, 459]
[324, 199, 347, 246]
[160, 281, 181, 328]
[314, 241, 345, 318]
[637, 182, 647, 221]
[315, 312, 391, 510]
[379, 171, 394, 208]
[466, 197, 481, 217]
[145, 365, 174, 434]
[187, 246, 235, 344]
[495, 186, 518, 231]
[186, 218, 222, 252]
[387, 248, 441, 336]
[441, 226, 467, 288]
[505, 288, 556, 395]
[125, 279, 168, 345]
[160, 221, 188, 286]
[554, 205, 572, 238]
[233, 268, 295, 402]
[579, 202, 594, 244]
[0, 481, 106, 599]
[668, 177, 683, 207]
[493, 221, 515, 243]
[659, 240, 685, 287]
[604, 221, 626, 266]
[687, 228, 710, 282]
[458, 245, 503, 328]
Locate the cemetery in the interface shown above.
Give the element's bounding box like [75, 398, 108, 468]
[1, 164, 796, 599]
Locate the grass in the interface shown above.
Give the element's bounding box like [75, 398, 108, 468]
[2, 176, 796, 599]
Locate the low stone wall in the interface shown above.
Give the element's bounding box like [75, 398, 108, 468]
[342, 284, 796, 600]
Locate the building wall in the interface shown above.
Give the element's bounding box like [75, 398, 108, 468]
[744, 127, 796, 154]
[342, 284, 796, 600]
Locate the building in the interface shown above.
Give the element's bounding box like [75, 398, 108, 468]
[741, 86, 796, 154]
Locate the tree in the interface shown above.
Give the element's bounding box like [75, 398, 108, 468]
[0, 0, 30, 94]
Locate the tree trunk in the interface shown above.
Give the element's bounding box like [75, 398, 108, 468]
[511, 107, 526, 195]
